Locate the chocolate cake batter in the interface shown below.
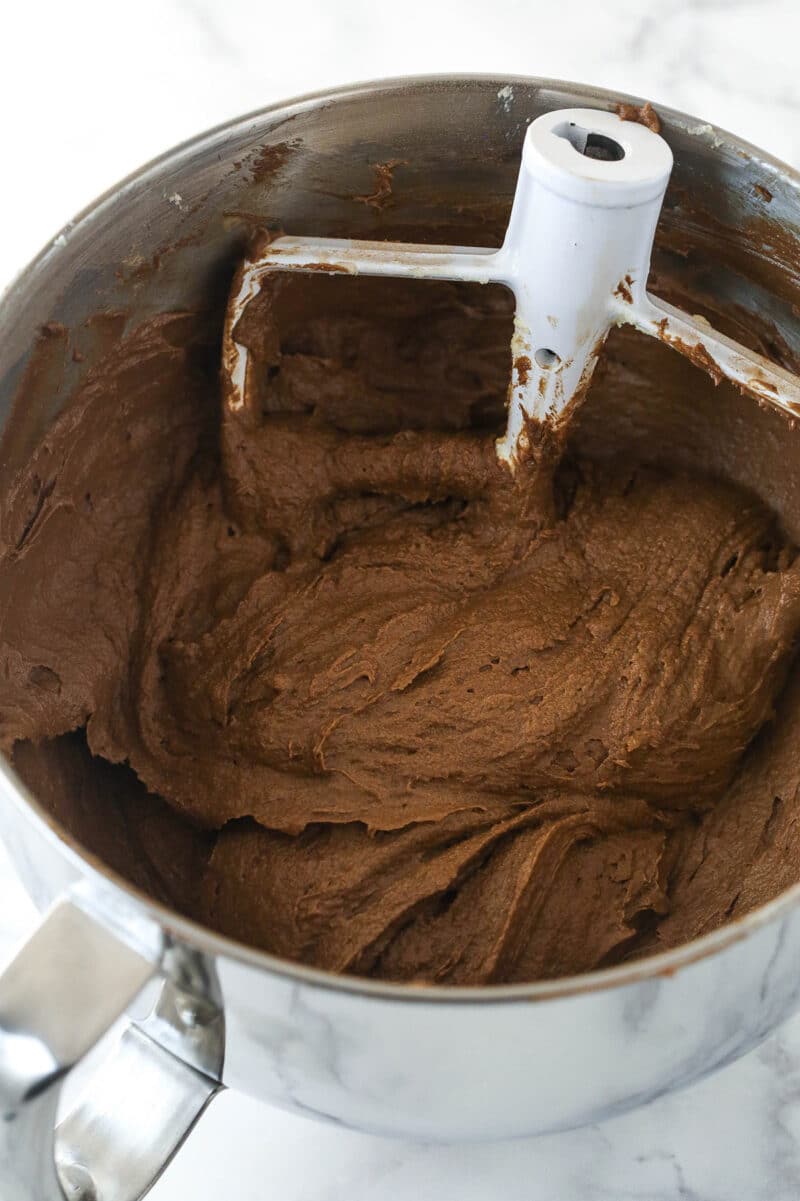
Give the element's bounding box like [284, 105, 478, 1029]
[3, 271, 800, 985]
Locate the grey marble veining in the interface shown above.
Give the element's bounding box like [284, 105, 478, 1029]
[145, 1016, 800, 1200]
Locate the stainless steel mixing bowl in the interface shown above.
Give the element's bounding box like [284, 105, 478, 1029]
[2, 75, 800, 1201]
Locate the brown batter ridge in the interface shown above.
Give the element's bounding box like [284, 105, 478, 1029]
[616, 100, 662, 135]
[3, 272, 800, 985]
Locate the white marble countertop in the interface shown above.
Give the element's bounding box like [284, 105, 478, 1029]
[3, 1, 800, 1197]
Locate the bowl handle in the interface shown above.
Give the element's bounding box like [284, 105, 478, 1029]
[0, 898, 223, 1200]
